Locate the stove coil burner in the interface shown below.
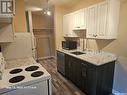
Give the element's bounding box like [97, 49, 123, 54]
[9, 75, 25, 83]
[31, 71, 44, 77]
[25, 66, 39, 72]
[10, 69, 23, 74]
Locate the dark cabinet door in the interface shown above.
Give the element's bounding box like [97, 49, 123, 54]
[65, 55, 73, 80]
[65, 55, 82, 87]
[57, 51, 65, 75]
[81, 62, 88, 93]
[72, 58, 82, 88]
[87, 69, 97, 95]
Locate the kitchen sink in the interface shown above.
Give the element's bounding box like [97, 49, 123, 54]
[70, 51, 86, 55]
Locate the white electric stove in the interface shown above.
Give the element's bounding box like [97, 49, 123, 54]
[0, 63, 52, 95]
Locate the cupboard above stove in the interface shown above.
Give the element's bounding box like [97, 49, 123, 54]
[63, 0, 120, 39]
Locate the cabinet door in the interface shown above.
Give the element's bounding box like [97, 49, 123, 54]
[87, 4, 98, 38]
[73, 9, 87, 30]
[97, 1, 108, 39]
[57, 51, 65, 75]
[68, 13, 77, 37]
[72, 58, 82, 88]
[81, 62, 88, 93]
[83, 8, 88, 29]
[63, 14, 77, 37]
[65, 55, 82, 87]
[73, 11, 80, 29]
[107, 0, 120, 39]
[65, 55, 72, 80]
[63, 14, 70, 36]
[87, 65, 97, 95]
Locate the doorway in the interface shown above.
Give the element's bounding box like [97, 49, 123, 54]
[31, 10, 55, 60]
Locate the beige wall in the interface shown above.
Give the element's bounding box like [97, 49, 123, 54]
[13, 0, 27, 32]
[54, 6, 69, 49]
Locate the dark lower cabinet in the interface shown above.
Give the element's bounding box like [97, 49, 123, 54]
[57, 51, 65, 75]
[81, 62, 88, 93]
[65, 55, 82, 87]
[58, 52, 115, 95]
[86, 62, 115, 95]
[65, 55, 88, 92]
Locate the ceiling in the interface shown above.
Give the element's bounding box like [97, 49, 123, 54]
[25, 0, 126, 11]
[24, 0, 80, 11]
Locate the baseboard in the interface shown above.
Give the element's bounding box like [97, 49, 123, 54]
[38, 56, 55, 60]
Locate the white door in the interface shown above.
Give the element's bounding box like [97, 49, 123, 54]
[36, 36, 51, 59]
[97, 1, 108, 39]
[87, 4, 98, 38]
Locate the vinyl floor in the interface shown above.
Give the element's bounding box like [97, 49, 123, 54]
[39, 58, 86, 95]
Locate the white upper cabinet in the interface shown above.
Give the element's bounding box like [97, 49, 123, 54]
[63, 0, 120, 39]
[73, 8, 87, 30]
[63, 14, 70, 37]
[87, 4, 98, 38]
[106, 0, 120, 39]
[87, 0, 120, 39]
[97, 1, 108, 39]
[63, 13, 78, 37]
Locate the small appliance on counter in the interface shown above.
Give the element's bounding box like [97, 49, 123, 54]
[62, 41, 77, 50]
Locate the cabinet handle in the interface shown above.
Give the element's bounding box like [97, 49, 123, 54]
[93, 34, 97, 37]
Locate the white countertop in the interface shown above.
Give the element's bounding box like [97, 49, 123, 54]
[5, 57, 36, 69]
[57, 48, 117, 66]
